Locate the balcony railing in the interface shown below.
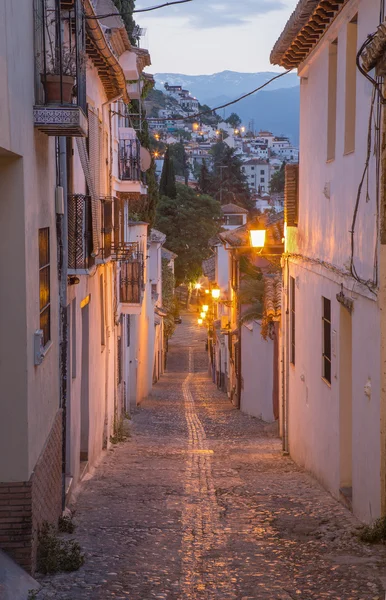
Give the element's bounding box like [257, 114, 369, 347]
[68, 194, 95, 271]
[120, 256, 144, 305]
[118, 139, 141, 181]
[33, 0, 87, 136]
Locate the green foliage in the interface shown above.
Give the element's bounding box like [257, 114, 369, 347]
[110, 415, 129, 444]
[37, 522, 84, 574]
[169, 142, 189, 183]
[357, 517, 386, 543]
[269, 161, 286, 194]
[155, 184, 221, 285]
[225, 112, 242, 128]
[58, 515, 75, 534]
[134, 110, 159, 226]
[162, 258, 177, 340]
[159, 147, 177, 199]
[112, 0, 137, 46]
[209, 142, 253, 209]
[198, 160, 211, 195]
[198, 104, 221, 126]
[28, 591, 38, 600]
[238, 257, 265, 325]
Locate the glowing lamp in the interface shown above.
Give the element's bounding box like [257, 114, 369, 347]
[202, 305, 209, 312]
[250, 227, 266, 249]
[194, 282, 202, 290]
[205, 289, 210, 294]
[198, 318, 203, 325]
[200, 311, 206, 319]
[211, 287, 221, 300]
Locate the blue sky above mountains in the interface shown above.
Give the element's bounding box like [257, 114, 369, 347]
[136, 0, 298, 74]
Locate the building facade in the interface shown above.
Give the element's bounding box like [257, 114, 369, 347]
[272, 0, 385, 521]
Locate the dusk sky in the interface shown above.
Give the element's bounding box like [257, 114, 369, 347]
[135, 0, 298, 75]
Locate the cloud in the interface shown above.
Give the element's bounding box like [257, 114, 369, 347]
[136, 0, 285, 28]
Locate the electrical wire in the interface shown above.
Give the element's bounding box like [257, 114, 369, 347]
[147, 69, 293, 122]
[85, 0, 193, 19]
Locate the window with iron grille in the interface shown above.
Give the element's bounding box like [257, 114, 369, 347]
[322, 297, 332, 384]
[68, 194, 95, 270]
[290, 276, 295, 365]
[39, 228, 50, 347]
[101, 197, 113, 260]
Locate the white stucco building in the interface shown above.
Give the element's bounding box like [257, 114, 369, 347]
[271, 0, 386, 522]
[241, 158, 270, 193]
[0, 0, 167, 574]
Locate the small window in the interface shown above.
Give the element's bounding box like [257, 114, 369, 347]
[39, 228, 50, 347]
[260, 177, 265, 183]
[322, 297, 331, 384]
[260, 170, 265, 175]
[251, 166, 255, 170]
[327, 39, 338, 161]
[126, 315, 131, 348]
[290, 277, 295, 365]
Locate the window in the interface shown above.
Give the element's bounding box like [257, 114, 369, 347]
[251, 166, 255, 170]
[117, 335, 122, 384]
[344, 16, 358, 154]
[260, 170, 265, 175]
[225, 215, 243, 226]
[39, 228, 50, 347]
[126, 315, 131, 348]
[100, 274, 105, 347]
[290, 277, 295, 364]
[260, 177, 265, 183]
[327, 39, 338, 161]
[322, 297, 331, 384]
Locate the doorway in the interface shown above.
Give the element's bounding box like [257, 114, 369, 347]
[80, 303, 90, 463]
[339, 306, 353, 505]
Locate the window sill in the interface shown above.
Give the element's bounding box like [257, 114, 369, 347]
[321, 376, 331, 388]
[326, 158, 335, 164]
[343, 149, 355, 157]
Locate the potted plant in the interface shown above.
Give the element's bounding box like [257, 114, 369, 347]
[41, 44, 77, 104]
[39, 4, 78, 104]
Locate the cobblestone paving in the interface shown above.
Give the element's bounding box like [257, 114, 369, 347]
[36, 313, 386, 599]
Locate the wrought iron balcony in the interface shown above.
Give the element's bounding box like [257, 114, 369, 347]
[112, 242, 140, 262]
[119, 255, 144, 311]
[33, 0, 87, 136]
[118, 139, 141, 182]
[68, 194, 95, 271]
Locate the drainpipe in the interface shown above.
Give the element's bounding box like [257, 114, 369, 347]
[58, 136, 68, 510]
[101, 94, 123, 441]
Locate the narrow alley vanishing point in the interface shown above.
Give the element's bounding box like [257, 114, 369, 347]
[38, 314, 386, 600]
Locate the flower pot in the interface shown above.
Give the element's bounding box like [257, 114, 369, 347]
[40, 74, 75, 104]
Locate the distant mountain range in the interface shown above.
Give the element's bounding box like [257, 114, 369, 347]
[153, 70, 300, 145]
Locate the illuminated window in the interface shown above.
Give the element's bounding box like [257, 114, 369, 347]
[39, 228, 50, 347]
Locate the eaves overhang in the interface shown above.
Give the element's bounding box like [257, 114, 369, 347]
[270, 0, 349, 69]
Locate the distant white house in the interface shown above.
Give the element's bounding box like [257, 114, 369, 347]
[241, 158, 270, 192]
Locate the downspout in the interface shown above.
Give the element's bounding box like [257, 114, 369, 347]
[58, 136, 68, 509]
[236, 251, 241, 409]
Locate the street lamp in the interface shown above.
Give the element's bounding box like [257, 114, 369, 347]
[195, 282, 202, 290]
[211, 286, 221, 300]
[250, 226, 266, 249]
[198, 318, 203, 325]
[200, 311, 206, 319]
[202, 305, 209, 312]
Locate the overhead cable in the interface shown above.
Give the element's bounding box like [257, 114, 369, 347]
[85, 0, 193, 19]
[147, 69, 293, 122]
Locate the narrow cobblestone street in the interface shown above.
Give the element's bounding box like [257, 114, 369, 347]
[37, 313, 386, 600]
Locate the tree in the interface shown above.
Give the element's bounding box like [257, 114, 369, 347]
[209, 142, 253, 209]
[198, 160, 212, 195]
[168, 142, 189, 184]
[270, 162, 286, 194]
[155, 184, 221, 285]
[113, 0, 137, 46]
[159, 147, 177, 199]
[225, 112, 242, 129]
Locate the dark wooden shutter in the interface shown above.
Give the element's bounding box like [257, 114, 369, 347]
[284, 164, 299, 227]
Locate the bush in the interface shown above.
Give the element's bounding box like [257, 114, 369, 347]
[357, 517, 386, 543]
[37, 522, 84, 574]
